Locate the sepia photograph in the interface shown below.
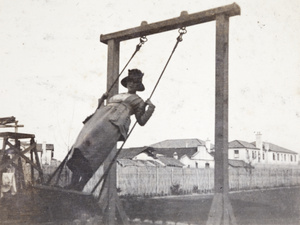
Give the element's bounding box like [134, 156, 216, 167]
[0, 0, 299, 224]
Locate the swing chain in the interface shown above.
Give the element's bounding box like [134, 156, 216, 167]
[177, 27, 187, 42]
[136, 36, 148, 51]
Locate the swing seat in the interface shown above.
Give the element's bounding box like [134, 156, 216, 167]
[31, 184, 101, 222]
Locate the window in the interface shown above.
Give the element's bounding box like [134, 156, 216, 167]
[284, 154, 286, 161]
[234, 150, 239, 158]
[205, 163, 210, 168]
[252, 151, 255, 159]
[291, 155, 293, 162]
[195, 162, 198, 168]
[277, 153, 279, 160]
[262, 153, 265, 160]
[273, 153, 276, 160]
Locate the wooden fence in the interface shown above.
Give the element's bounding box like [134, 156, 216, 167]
[117, 166, 300, 196]
[36, 164, 300, 196]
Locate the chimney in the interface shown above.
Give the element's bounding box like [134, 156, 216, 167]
[264, 143, 270, 151]
[205, 139, 211, 153]
[255, 132, 262, 150]
[173, 152, 178, 160]
[256, 132, 264, 164]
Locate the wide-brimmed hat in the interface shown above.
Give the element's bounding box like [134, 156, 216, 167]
[121, 69, 145, 91]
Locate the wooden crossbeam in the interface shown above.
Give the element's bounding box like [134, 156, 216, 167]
[0, 116, 16, 125]
[0, 142, 36, 172]
[16, 147, 43, 173]
[0, 132, 35, 139]
[100, 3, 240, 43]
[0, 125, 24, 128]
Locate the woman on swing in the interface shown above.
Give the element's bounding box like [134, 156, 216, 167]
[66, 69, 155, 191]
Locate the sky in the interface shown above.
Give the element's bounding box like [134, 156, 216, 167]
[0, 0, 299, 160]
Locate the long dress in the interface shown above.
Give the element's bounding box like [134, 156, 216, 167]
[70, 93, 154, 173]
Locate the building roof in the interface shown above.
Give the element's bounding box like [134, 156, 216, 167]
[262, 142, 297, 154]
[153, 147, 198, 159]
[150, 138, 206, 148]
[229, 140, 259, 149]
[230, 140, 297, 155]
[117, 159, 165, 167]
[228, 159, 254, 168]
[117, 146, 155, 159]
[149, 138, 215, 159]
[157, 156, 185, 167]
[117, 159, 158, 167]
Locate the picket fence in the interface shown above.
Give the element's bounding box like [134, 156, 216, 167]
[117, 166, 300, 196]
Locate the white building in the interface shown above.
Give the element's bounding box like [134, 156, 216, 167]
[228, 140, 260, 166]
[36, 142, 54, 165]
[150, 138, 215, 168]
[229, 133, 299, 167]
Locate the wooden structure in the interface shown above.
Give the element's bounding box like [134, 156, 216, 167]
[99, 3, 240, 225]
[0, 132, 43, 190]
[0, 117, 24, 133]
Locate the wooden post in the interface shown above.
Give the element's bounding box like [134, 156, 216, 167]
[0, 137, 8, 188]
[215, 13, 229, 196]
[104, 39, 120, 225]
[31, 148, 34, 183]
[206, 14, 236, 225]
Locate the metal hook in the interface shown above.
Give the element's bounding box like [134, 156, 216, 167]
[177, 27, 187, 42]
[178, 27, 187, 34]
[140, 36, 148, 44]
[136, 36, 148, 51]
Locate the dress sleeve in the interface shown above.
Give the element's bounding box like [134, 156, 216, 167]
[134, 101, 155, 126]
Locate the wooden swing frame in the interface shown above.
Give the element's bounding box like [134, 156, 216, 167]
[100, 3, 240, 225]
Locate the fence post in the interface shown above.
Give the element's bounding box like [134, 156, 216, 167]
[196, 168, 199, 189]
[237, 168, 240, 191]
[253, 170, 255, 189]
[289, 169, 291, 186]
[156, 167, 158, 194]
[208, 169, 211, 191]
[182, 168, 185, 192]
[262, 169, 264, 188]
[275, 168, 278, 187]
[282, 169, 284, 186]
[291, 168, 294, 186]
[268, 168, 271, 187]
[137, 167, 140, 195]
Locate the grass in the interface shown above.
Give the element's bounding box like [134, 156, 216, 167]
[121, 187, 300, 225]
[0, 186, 299, 224]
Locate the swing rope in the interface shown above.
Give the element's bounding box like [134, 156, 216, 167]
[91, 27, 187, 196]
[149, 27, 187, 99]
[45, 36, 147, 186]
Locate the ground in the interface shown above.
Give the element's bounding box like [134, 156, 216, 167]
[0, 187, 299, 224]
[122, 187, 300, 225]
